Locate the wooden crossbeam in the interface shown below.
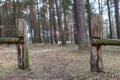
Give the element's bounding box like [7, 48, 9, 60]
[91, 39, 120, 45]
[0, 38, 24, 44]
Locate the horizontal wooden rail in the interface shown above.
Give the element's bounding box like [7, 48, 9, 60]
[0, 38, 24, 44]
[91, 39, 120, 45]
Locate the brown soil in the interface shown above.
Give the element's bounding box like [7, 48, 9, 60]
[0, 44, 120, 80]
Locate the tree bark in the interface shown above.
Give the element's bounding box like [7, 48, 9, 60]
[73, 3, 78, 44]
[49, 0, 55, 44]
[52, 0, 58, 44]
[114, 0, 120, 39]
[36, 0, 42, 43]
[55, 0, 65, 45]
[107, 0, 112, 39]
[29, 0, 39, 43]
[74, 0, 88, 48]
[87, 0, 92, 39]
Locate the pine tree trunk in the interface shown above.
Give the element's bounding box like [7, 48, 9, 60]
[114, 0, 120, 39]
[87, 0, 92, 39]
[41, 7, 46, 43]
[55, 0, 65, 45]
[37, 0, 42, 43]
[107, 0, 112, 38]
[49, 0, 55, 44]
[52, 0, 58, 44]
[29, 0, 39, 43]
[74, 0, 88, 48]
[63, 11, 68, 45]
[73, 4, 78, 44]
[17, 0, 20, 18]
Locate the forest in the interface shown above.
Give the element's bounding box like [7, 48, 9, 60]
[0, 0, 120, 80]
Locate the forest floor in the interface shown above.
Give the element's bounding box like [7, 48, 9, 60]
[0, 44, 120, 80]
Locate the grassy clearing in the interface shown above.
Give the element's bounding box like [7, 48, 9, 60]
[0, 44, 120, 80]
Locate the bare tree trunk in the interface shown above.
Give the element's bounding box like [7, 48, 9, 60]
[111, 18, 117, 39]
[71, 8, 75, 44]
[13, 0, 16, 25]
[37, 0, 42, 43]
[114, 0, 120, 39]
[98, 0, 101, 14]
[87, 0, 92, 39]
[17, 0, 20, 18]
[49, 0, 55, 44]
[41, 7, 46, 42]
[73, 4, 78, 44]
[55, 0, 65, 45]
[52, 0, 58, 44]
[107, 0, 112, 38]
[29, 0, 39, 43]
[74, 0, 89, 48]
[63, 1, 69, 45]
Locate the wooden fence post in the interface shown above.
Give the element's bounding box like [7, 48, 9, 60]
[16, 18, 30, 69]
[90, 14, 103, 72]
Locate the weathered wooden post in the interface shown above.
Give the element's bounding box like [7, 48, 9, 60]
[16, 18, 30, 69]
[90, 14, 103, 72]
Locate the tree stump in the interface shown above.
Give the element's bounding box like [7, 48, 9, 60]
[16, 19, 29, 69]
[90, 14, 103, 72]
